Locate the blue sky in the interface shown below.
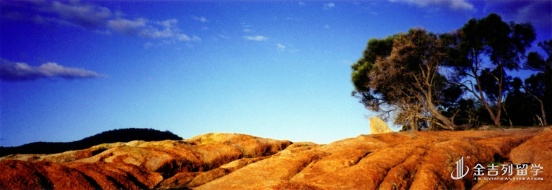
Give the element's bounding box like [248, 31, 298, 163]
[1, 0, 551, 147]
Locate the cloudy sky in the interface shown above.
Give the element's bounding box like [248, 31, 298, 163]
[1, 0, 551, 146]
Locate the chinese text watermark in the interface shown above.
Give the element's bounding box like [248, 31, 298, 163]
[451, 156, 544, 181]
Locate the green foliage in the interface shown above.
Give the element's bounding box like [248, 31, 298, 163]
[495, 39, 552, 127]
[352, 28, 459, 131]
[488, 161, 502, 167]
[520, 39, 552, 126]
[351, 35, 395, 93]
[445, 13, 536, 126]
[351, 13, 549, 130]
[525, 40, 552, 73]
[442, 98, 481, 127]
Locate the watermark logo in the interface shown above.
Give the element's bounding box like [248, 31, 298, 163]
[451, 156, 544, 181]
[451, 156, 470, 180]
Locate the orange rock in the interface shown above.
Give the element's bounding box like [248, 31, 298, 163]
[473, 127, 552, 189]
[196, 128, 548, 189]
[0, 160, 98, 190]
[0, 133, 291, 189]
[1, 129, 550, 189]
[156, 172, 197, 189]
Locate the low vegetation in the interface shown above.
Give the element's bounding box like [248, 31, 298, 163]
[0, 128, 182, 157]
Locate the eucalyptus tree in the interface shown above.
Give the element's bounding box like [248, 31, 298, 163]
[446, 13, 536, 126]
[352, 28, 459, 131]
[523, 40, 552, 126]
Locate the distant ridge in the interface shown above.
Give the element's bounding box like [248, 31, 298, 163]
[0, 128, 183, 157]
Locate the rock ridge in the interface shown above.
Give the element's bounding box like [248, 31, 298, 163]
[1, 128, 551, 189]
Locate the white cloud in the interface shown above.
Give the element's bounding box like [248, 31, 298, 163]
[0, 59, 106, 81]
[140, 27, 175, 39]
[276, 44, 299, 53]
[2, 1, 201, 46]
[106, 17, 200, 44]
[324, 3, 335, 9]
[244, 35, 268, 41]
[484, 1, 552, 33]
[191, 35, 201, 42]
[1, 1, 112, 29]
[299, 2, 306, 6]
[157, 19, 178, 28]
[389, 0, 474, 11]
[192, 15, 208, 23]
[515, 2, 551, 27]
[49, 1, 112, 28]
[276, 43, 286, 50]
[176, 34, 201, 42]
[217, 34, 231, 39]
[342, 60, 353, 65]
[107, 18, 146, 35]
[447, 0, 474, 10]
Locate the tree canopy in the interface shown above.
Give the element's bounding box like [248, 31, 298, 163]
[522, 40, 552, 126]
[446, 13, 536, 126]
[352, 13, 548, 130]
[352, 28, 460, 131]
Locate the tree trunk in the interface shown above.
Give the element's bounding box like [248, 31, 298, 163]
[502, 105, 513, 127]
[473, 70, 502, 126]
[427, 104, 456, 130]
[494, 66, 505, 127]
[532, 95, 547, 126]
[523, 84, 547, 126]
[424, 89, 456, 130]
[540, 103, 547, 126]
[474, 71, 499, 126]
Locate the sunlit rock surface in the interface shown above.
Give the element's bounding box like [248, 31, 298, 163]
[1, 128, 550, 189]
[369, 117, 394, 134]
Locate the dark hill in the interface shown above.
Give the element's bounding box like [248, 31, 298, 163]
[0, 128, 182, 157]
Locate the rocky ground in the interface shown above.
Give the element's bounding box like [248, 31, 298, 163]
[1, 127, 550, 189]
